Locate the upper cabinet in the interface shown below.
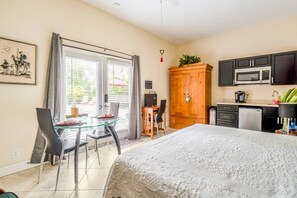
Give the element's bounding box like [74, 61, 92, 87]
[235, 55, 271, 69]
[218, 60, 235, 87]
[218, 50, 297, 86]
[271, 51, 297, 85]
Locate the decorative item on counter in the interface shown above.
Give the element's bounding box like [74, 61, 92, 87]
[274, 88, 297, 104]
[272, 91, 281, 104]
[71, 105, 79, 117]
[160, 49, 164, 62]
[178, 54, 200, 67]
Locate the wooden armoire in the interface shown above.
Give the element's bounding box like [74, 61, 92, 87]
[168, 63, 213, 129]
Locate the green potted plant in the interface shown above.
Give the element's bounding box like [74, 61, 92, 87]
[178, 54, 201, 67]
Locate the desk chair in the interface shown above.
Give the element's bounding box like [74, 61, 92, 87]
[155, 100, 166, 137]
[85, 102, 120, 165]
[36, 108, 88, 190]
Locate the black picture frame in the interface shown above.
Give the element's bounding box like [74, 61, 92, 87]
[0, 37, 37, 85]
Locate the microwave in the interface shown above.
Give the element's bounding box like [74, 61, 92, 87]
[234, 66, 271, 85]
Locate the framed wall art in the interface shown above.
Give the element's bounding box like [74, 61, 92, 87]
[0, 37, 37, 85]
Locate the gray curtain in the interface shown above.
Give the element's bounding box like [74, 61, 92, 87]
[30, 33, 63, 163]
[128, 55, 141, 139]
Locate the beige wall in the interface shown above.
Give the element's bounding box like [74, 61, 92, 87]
[0, 0, 177, 168]
[178, 15, 297, 105]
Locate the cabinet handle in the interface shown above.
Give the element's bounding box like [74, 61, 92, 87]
[233, 79, 235, 85]
[271, 77, 274, 84]
[249, 60, 252, 67]
[252, 59, 254, 66]
[277, 117, 279, 124]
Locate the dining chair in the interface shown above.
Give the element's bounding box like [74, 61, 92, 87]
[85, 102, 120, 165]
[154, 100, 166, 137]
[36, 108, 88, 190]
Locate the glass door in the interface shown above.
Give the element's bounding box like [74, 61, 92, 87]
[105, 59, 131, 132]
[64, 56, 101, 117]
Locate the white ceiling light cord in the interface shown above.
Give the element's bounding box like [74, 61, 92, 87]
[160, 0, 163, 32]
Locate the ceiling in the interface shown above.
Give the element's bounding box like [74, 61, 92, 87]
[83, 0, 297, 44]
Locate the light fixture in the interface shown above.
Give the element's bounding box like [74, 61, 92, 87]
[113, 2, 120, 7]
[278, 103, 297, 134]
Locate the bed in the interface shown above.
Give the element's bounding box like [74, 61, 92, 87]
[104, 124, 297, 198]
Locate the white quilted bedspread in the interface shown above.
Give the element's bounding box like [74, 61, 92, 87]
[104, 124, 297, 198]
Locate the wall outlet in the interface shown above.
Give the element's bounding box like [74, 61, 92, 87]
[11, 149, 20, 158]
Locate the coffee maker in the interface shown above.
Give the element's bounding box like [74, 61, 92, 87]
[235, 91, 248, 103]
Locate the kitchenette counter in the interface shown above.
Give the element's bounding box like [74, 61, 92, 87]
[217, 101, 278, 107]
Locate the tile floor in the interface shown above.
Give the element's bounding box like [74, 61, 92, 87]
[0, 129, 175, 198]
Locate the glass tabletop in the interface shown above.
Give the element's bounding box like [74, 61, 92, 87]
[54, 116, 119, 130]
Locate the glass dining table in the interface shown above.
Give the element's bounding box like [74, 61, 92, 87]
[54, 116, 121, 185]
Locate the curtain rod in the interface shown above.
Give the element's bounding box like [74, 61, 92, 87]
[60, 37, 133, 57]
[63, 44, 132, 61]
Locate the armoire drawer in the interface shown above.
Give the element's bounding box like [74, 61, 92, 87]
[170, 116, 206, 129]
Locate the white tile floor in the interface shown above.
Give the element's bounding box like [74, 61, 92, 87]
[0, 129, 175, 198]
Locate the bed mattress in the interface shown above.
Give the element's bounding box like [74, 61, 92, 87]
[104, 124, 297, 198]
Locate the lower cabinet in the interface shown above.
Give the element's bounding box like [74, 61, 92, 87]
[217, 104, 281, 132]
[262, 107, 282, 133]
[217, 104, 238, 128]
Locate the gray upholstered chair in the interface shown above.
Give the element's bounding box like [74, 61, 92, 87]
[36, 108, 88, 190]
[155, 100, 166, 137]
[85, 102, 119, 165]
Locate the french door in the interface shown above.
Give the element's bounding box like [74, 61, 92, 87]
[63, 50, 131, 133]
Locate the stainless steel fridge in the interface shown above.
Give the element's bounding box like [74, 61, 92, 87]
[238, 107, 262, 131]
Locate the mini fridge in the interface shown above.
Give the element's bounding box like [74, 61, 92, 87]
[238, 107, 262, 131]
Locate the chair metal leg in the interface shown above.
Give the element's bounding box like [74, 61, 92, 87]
[95, 139, 101, 165]
[67, 153, 70, 168]
[38, 151, 46, 184]
[55, 155, 62, 191]
[38, 136, 47, 184]
[155, 117, 160, 137]
[107, 139, 110, 150]
[94, 139, 97, 151]
[55, 148, 65, 191]
[85, 145, 88, 173]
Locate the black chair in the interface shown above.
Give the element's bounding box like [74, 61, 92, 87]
[36, 108, 88, 190]
[85, 102, 120, 165]
[155, 100, 166, 137]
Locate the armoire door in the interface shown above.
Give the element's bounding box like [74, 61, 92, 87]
[187, 71, 202, 118]
[170, 73, 187, 117]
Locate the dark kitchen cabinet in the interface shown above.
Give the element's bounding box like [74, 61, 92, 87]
[217, 104, 238, 128]
[236, 57, 252, 68]
[271, 51, 297, 85]
[235, 55, 271, 69]
[262, 107, 282, 133]
[218, 60, 235, 86]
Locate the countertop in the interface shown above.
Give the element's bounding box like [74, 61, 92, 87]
[217, 101, 278, 107]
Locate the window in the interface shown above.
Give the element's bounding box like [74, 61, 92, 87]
[62, 49, 132, 133]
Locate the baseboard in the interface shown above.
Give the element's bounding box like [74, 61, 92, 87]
[0, 131, 129, 178]
[0, 161, 40, 178]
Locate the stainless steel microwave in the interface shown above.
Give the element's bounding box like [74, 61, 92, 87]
[234, 66, 271, 85]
